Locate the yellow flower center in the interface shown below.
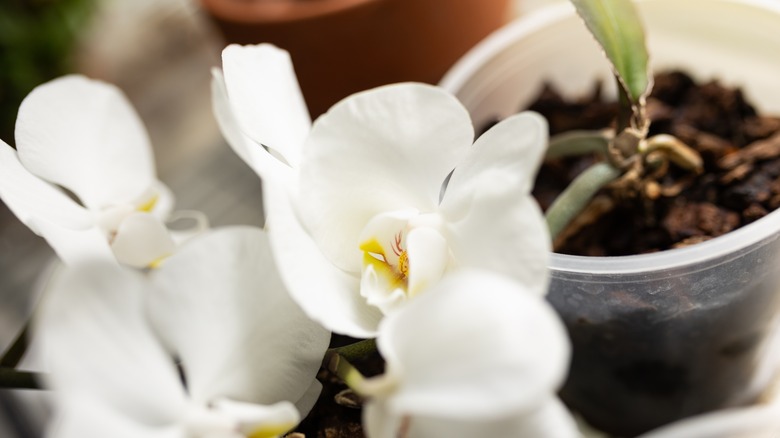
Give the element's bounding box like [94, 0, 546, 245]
[247, 422, 295, 438]
[137, 194, 159, 212]
[397, 250, 409, 279]
[359, 230, 409, 286]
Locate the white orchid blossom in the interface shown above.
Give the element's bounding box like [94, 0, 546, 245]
[0, 75, 204, 268]
[354, 270, 579, 438]
[212, 44, 551, 338]
[36, 227, 330, 438]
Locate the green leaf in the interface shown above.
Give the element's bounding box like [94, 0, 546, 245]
[571, 0, 650, 105]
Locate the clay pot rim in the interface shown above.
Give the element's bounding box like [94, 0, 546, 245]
[440, 0, 780, 275]
[199, 0, 381, 24]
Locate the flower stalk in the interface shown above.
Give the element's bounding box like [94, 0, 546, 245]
[0, 320, 29, 369]
[324, 351, 395, 398]
[0, 368, 42, 390]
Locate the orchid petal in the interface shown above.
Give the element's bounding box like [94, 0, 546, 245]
[0, 140, 115, 264]
[37, 260, 187, 426]
[293, 380, 324, 420]
[265, 182, 382, 338]
[0, 140, 91, 231]
[221, 44, 311, 169]
[405, 227, 448, 298]
[639, 404, 780, 438]
[111, 212, 176, 268]
[149, 227, 329, 406]
[364, 396, 579, 438]
[212, 398, 300, 438]
[377, 270, 570, 419]
[148, 181, 175, 221]
[15, 75, 156, 210]
[211, 68, 294, 185]
[48, 395, 185, 438]
[362, 400, 402, 438]
[28, 217, 115, 265]
[444, 111, 548, 203]
[298, 83, 473, 272]
[442, 172, 550, 295]
[360, 262, 407, 315]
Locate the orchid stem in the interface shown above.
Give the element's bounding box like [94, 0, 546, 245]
[546, 161, 622, 239]
[327, 338, 376, 362]
[0, 368, 42, 390]
[324, 350, 395, 398]
[325, 352, 371, 396]
[0, 320, 30, 369]
[546, 130, 611, 160]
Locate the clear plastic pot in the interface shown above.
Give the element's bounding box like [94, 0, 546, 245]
[441, 0, 780, 435]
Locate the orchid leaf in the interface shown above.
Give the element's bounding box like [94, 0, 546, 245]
[571, 0, 650, 105]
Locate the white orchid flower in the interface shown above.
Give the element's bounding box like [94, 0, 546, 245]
[36, 227, 330, 438]
[0, 75, 201, 268]
[212, 44, 551, 338]
[356, 270, 579, 438]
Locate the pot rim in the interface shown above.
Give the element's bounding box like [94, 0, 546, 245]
[440, 0, 780, 275]
[199, 0, 380, 24]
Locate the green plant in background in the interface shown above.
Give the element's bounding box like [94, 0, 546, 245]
[0, 0, 95, 146]
[544, 0, 703, 239]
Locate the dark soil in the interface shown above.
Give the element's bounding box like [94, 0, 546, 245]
[518, 71, 780, 255]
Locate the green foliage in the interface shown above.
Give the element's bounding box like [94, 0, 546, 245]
[0, 0, 95, 146]
[570, 0, 650, 106]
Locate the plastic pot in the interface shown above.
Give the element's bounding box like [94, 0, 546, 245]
[441, 0, 780, 435]
[199, 0, 512, 118]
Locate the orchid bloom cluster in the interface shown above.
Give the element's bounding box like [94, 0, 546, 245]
[38, 227, 330, 438]
[3, 41, 778, 438]
[211, 43, 579, 437]
[0, 75, 206, 268]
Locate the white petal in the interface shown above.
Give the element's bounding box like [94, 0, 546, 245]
[221, 44, 311, 169]
[111, 212, 176, 268]
[29, 217, 116, 266]
[211, 68, 294, 186]
[376, 270, 570, 419]
[444, 111, 548, 202]
[363, 399, 403, 438]
[298, 83, 473, 272]
[442, 172, 551, 295]
[365, 396, 579, 438]
[265, 181, 382, 338]
[36, 260, 187, 426]
[48, 395, 185, 438]
[405, 227, 448, 298]
[0, 141, 117, 264]
[639, 404, 780, 438]
[149, 181, 175, 221]
[149, 227, 330, 407]
[212, 398, 300, 437]
[0, 139, 93, 231]
[360, 263, 408, 315]
[15, 75, 156, 210]
[293, 380, 323, 420]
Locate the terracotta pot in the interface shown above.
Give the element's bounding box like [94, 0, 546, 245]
[199, 0, 512, 117]
[441, 0, 780, 436]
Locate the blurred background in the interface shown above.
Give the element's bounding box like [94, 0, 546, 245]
[0, 0, 563, 436]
